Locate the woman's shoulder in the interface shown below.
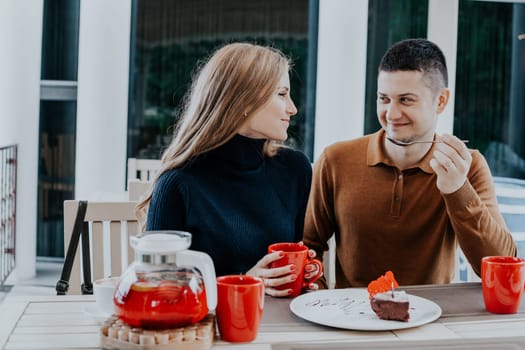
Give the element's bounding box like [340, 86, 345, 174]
[274, 147, 312, 169]
[154, 168, 189, 192]
[272, 147, 312, 186]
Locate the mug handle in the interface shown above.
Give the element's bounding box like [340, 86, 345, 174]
[302, 258, 323, 289]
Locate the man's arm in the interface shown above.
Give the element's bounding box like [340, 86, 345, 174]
[444, 150, 517, 275]
[303, 151, 338, 288]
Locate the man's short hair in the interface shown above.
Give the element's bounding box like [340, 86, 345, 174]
[379, 38, 448, 94]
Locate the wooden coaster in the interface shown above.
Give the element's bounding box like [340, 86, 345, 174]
[100, 314, 215, 350]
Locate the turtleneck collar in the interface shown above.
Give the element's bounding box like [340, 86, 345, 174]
[205, 134, 266, 171]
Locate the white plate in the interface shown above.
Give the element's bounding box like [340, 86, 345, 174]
[83, 304, 111, 323]
[290, 288, 442, 331]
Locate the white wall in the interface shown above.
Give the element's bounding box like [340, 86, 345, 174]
[0, 0, 44, 281]
[428, 0, 459, 135]
[75, 0, 132, 199]
[314, 0, 369, 159]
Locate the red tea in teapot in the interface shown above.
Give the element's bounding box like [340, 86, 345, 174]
[114, 272, 208, 329]
[113, 232, 217, 330]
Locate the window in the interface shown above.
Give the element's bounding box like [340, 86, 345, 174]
[38, 0, 80, 258]
[455, 1, 525, 179]
[127, 0, 317, 161]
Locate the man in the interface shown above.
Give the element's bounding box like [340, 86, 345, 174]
[303, 38, 516, 288]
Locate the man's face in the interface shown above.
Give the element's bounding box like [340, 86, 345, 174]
[376, 70, 445, 144]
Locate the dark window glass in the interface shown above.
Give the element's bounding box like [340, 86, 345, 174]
[455, 1, 525, 178]
[128, 0, 317, 160]
[41, 0, 80, 80]
[37, 101, 77, 258]
[38, 0, 80, 258]
[364, 0, 428, 134]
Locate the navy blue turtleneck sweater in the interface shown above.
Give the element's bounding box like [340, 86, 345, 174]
[146, 134, 312, 276]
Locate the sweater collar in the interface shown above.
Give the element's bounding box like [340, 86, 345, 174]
[367, 129, 435, 174]
[207, 134, 266, 171]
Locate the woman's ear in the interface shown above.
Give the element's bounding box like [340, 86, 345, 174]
[436, 88, 450, 114]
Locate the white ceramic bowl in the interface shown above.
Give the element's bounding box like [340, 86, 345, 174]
[93, 277, 119, 315]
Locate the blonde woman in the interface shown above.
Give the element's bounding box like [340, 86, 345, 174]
[138, 43, 315, 297]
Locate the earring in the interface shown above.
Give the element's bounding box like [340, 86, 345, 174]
[244, 112, 248, 117]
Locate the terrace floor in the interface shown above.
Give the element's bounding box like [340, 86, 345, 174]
[0, 260, 61, 303]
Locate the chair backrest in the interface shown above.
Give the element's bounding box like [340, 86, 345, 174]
[127, 158, 161, 181]
[322, 235, 336, 289]
[63, 200, 140, 294]
[127, 179, 152, 201]
[453, 248, 481, 283]
[494, 176, 525, 258]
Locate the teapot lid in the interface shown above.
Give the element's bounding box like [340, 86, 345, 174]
[131, 231, 191, 254]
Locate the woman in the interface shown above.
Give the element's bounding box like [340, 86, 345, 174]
[138, 43, 314, 297]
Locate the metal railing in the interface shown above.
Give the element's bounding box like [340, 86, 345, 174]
[0, 144, 17, 286]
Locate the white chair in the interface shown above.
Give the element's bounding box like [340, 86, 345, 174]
[127, 179, 152, 201]
[127, 158, 161, 181]
[62, 200, 140, 294]
[322, 235, 336, 289]
[453, 248, 481, 283]
[494, 176, 525, 258]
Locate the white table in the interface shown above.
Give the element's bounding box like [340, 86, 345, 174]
[1, 283, 524, 349]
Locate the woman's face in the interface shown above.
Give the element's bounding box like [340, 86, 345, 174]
[238, 71, 297, 141]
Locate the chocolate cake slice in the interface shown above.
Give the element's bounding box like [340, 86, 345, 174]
[370, 290, 410, 322]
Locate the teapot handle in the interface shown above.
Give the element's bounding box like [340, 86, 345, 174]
[175, 250, 217, 311]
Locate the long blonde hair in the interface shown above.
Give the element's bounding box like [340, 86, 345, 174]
[136, 42, 292, 221]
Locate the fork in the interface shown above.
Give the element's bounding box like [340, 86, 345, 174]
[386, 136, 469, 147]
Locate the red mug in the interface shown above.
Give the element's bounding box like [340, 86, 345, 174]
[268, 242, 323, 297]
[216, 275, 264, 343]
[481, 256, 525, 314]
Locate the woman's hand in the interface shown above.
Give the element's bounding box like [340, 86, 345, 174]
[245, 242, 321, 297]
[304, 247, 321, 291]
[245, 251, 297, 297]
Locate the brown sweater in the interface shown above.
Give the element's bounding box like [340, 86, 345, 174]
[303, 130, 516, 288]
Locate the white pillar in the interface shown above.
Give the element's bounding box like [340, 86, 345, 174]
[428, 0, 459, 135]
[314, 0, 369, 159]
[0, 0, 44, 281]
[75, 0, 132, 199]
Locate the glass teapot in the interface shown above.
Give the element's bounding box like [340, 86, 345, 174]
[113, 231, 217, 329]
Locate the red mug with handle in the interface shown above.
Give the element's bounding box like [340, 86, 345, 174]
[481, 256, 525, 314]
[268, 242, 323, 297]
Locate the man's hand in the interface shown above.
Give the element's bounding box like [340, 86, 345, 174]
[429, 134, 472, 194]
